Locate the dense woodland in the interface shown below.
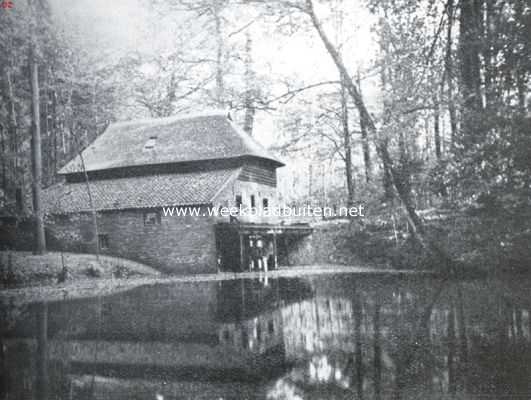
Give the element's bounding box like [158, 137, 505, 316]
[1, 0, 530, 272]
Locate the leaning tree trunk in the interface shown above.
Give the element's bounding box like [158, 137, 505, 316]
[341, 75, 355, 207]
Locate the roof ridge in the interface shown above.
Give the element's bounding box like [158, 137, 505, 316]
[109, 109, 231, 129]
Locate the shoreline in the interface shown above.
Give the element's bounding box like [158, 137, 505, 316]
[0, 264, 437, 305]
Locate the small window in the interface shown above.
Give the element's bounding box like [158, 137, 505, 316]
[263, 198, 269, 209]
[235, 195, 242, 208]
[143, 136, 157, 150]
[98, 234, 109, 249]
[144, 211, 161, 225]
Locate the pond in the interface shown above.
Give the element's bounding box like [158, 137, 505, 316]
[1, 273, 531, 399]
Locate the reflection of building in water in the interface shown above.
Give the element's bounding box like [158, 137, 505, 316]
[219, 309, 284, 355]
[216, 279, 358, 360]
[215, 277, 314, 356]
[1, 278, 314, 400]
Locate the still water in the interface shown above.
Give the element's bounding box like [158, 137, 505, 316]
[1, 274, 531, 399]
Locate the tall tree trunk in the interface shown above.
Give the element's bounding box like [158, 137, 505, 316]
[483, 0, 494, 110]
[382, 156, 394, 201]
[29, 41, 46, 254]
[214, 3, 225, 108]
[445, 0, 458, 147]
[0, 124, 6, 196]
[243, 30, 255, 136]
[6, 68, 18, 203]
[51, 87, 58, 183]
[433, 94, 442, 159]
[379, 51, 394, 201]
[44, 69, 51, 186]
[459, 0, 484, 143]
[341, 75, 354, 207]
[357, 72, 371, 183]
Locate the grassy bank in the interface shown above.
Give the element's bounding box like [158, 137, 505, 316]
[0, 251, 160, 288]
[307, 212, 530, 275]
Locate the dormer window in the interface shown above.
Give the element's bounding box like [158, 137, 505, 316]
[143, 136, 157, 151]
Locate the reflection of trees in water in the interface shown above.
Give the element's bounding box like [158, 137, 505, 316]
[267, 278, 531, 400]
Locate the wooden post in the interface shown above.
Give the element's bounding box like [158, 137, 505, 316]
[284, 235, 289, 266]
[239, 233, 245, 272]
[79, 152, 99, 260]
[273, 232, 278, 269]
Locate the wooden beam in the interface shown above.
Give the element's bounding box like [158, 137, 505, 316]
[284, 235, 289, 266]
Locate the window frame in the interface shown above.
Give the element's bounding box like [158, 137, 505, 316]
[98, 234, 109, 250]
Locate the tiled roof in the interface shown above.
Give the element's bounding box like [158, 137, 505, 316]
[42, 169, 240, 214]
[59, 111, 283, 174]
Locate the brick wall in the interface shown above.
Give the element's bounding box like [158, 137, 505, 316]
[47, 207, 218, 274]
